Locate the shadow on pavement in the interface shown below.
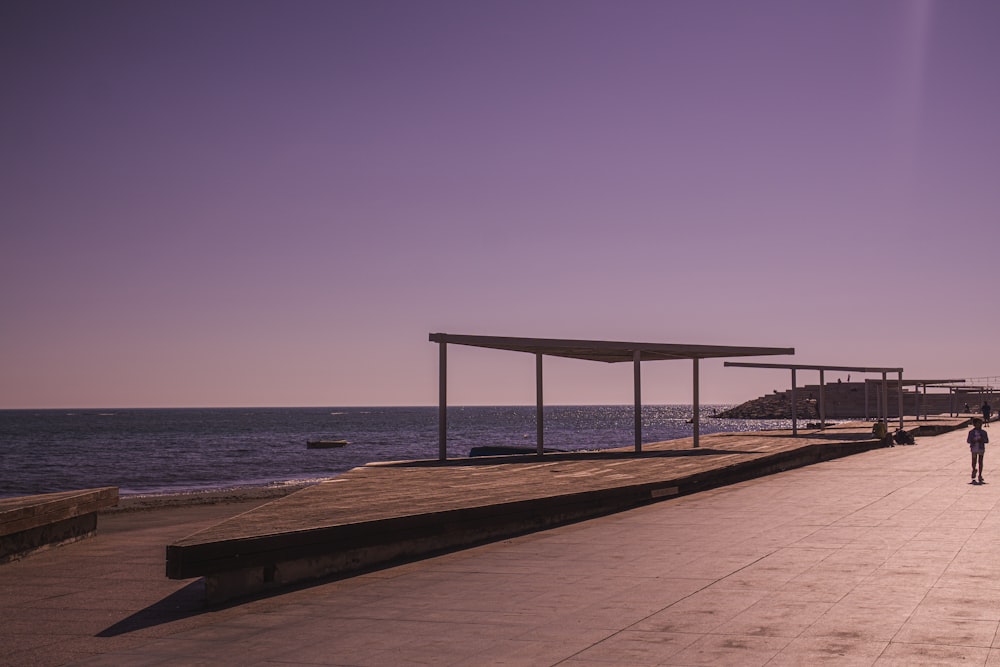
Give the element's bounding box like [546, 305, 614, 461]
[97, 580, 206, 637]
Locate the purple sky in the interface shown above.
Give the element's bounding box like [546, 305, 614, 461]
[3, 0, 999, 409]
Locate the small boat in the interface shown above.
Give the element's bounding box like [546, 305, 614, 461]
[306, 439, 349, 449]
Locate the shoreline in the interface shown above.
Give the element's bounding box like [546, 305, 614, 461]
[101, 481, 316, 514]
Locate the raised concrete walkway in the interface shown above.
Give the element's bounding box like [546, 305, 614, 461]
[168, 420, 908, 603]
[5, 420, 999, 665]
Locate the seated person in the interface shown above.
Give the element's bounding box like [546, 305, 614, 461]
[872, 421, 890, 444]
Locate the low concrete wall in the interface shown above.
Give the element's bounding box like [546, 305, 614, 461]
[912, 419, 970, 436]
[0, 487, 119, 564]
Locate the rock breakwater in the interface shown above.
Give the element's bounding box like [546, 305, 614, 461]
[717, 381, 958, 420]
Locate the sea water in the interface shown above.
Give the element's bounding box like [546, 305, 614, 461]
[0, 405, 796, 498]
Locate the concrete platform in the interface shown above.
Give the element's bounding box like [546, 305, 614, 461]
[4, 418, 995, 666]
[167, 420, 930, 603]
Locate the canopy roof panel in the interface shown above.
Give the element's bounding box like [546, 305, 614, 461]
[862, 378, 964, 386]
[725, 361, 903, 373]
[429, 333, 794, 363]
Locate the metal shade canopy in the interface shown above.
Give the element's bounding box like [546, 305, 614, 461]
[951, 385, 999, 418]
[724, 361, 908, 432]
[430, 333, 795, 458]
[860, 379, 966, 421]
[429, 333, 792, 363]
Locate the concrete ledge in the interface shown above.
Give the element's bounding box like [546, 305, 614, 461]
[0, 487, 119, 564]
[167, 439, 884, 604]
[911, 419, 970, 436]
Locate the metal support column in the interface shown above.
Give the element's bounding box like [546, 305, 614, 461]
[791, 368, 798, 435]
[693, 357, 700, 449]
[897, 371, 904, 430]
[438, 341, 447, 460]
[865, 381, 870, 420]
[881, 372, 888, 427]
[536, 352, 544, 455]
[819, 369, 826, 428]
[633, 350, 642, 452]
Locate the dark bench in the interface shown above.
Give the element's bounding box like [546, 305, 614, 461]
[0, 487, 119, 564]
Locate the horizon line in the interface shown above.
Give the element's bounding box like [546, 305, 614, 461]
[0, 402, 744, 412]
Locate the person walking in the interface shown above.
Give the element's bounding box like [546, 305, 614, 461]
[982, 401, 993, 426]
[968, 418, 989, 484]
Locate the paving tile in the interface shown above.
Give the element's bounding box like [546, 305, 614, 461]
[559, 629, 699, 665]
[775, 569, 868, 601]
[893, 614, 998, 647]
[0, 633, 62, 658]
[631, 588, 767, 634]
[800, 602, 919, 642]
[912, 586, 1000, 622]
[715, 597, 835, 637]
[767, 636, 887, 666]
[873, 641, 990, 665]
[452, 639, 597, 667]
[668, 633, 791, 666]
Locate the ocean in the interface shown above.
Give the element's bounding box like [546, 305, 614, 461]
[0, 405, 797, 498]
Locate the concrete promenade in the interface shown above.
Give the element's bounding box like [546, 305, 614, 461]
[5, 422, 1000, 665]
